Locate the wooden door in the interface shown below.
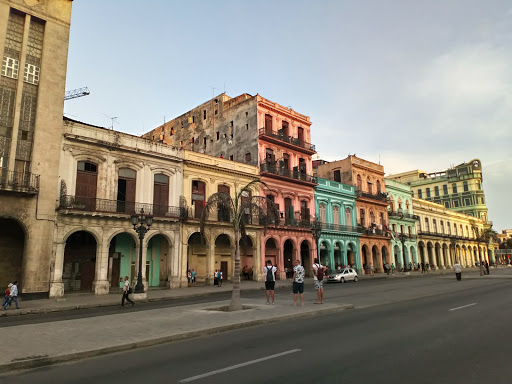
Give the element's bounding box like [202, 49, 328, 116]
[221, 261, 228, 281]
[264, 114, 272, 131]
[153, 181, 169, 217]
[76, 162, 97, 211]
[111, 257, 120, 288]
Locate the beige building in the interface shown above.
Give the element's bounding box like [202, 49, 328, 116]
[0, 0, 73, 298]
[52, 118, 183, 297]
[413, 197, 491, 269]
[182, 150, 261, 285]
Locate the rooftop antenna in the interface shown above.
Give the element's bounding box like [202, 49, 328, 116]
[210, 86, 218, 98]
[104, 114, 118, 130]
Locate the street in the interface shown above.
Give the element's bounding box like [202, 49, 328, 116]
[1, 271, 511, 383]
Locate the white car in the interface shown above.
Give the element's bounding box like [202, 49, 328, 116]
[327, 268, 358, 283]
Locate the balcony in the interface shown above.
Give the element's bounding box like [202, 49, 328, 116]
[355, 188, 390, 203]
[319, 222, 364, 234]
[59, 195, 184, 219]
[388, 211, 420, 220]
[417, 230, 473, 241]
[0, 170, 40, 195]
[260, 162, 317, 185]
[258, 128, 316, 154]
[362, 226, 390, 237]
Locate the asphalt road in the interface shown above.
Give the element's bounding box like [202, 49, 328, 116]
[2, 274, 511, 383]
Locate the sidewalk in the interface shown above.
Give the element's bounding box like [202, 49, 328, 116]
[0, 293, 353, 373]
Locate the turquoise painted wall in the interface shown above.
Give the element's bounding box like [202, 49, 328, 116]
[115, 233, 134, 289]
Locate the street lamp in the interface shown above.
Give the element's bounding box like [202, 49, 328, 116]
[312, 217, 322, 261]
[398, 233, 407, 272]
[131, 208, 153, 294]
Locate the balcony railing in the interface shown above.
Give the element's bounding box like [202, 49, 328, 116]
[260, 163, 317, 184]
[0, 170, 40, 194]
[319, 222, 364, 234]
[259, 128, 316, 152]
[417, 230, 474, 241]
[355, 188, 390, 202]
[362, 226, 390, 237]
[388, 211, 420, 220]
[59, 195, 184, 219]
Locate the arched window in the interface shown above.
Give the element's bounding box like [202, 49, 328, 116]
[376, 180, 381, 193]
[359, 209, 365, 226]
[369, 210, 375, 224]
[357, 174, 362, 190]
[405, 200, 410, 212]
[153, 173, 169, 217]
[398, 198, 403, 210]
[389, 196, 395, 212]
[345, 208, 352, 226]
[319, 204, 326, 223]
[333, 206, 339, 225]
[367, 177, 372, 194]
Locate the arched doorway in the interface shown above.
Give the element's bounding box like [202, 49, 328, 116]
[372, 245, 379, 272]
[347, 243, 356, 268]
[418, 242, 426, 264]
[319, 240, 329, 267]
[435, 243, 442, 268]
[108, 232, 136, 289]
[283, 239, 294, 278]
[188, 232, 207, 282]
[215, 234, 232, 281]
[394, 244, 401, 268]
[147, 234, 171, 287]
[334, 242, 342, 267]
[381, 246, 388, 267]
[240, 235, 254, 275]
[64, 231, 97, 292]
[300, 240, 311, 277]
[265, 238, 278, 267]
[361, 244, 370, 273]
[0, 218, 24, 291]
[410, 245, 417, 265]
[427, 242, 434, 266]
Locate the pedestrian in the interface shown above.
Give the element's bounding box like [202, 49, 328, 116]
[121, 276, 134, 307]
[217, 269, 223, 287]
[313, 258, 326, 304]
[408, 262, 412, 271]
[391, 263, 395, 275]
[187, 269, 192, 287]
[454, 261, 462, 281]
[2, 283, 12, 308]
[291, 259, 305, 306]
[370, 263, 374, 276]
[264, 260, 277, 304]
[421, 262, 425, 273]
[242, 265, 249, 280]
[485, 261, 490, 275]
[426, 262, 430, 272]
[214, 269, 218, 286]
[2, 281, 19, 310]
[191, 269, 197, 286]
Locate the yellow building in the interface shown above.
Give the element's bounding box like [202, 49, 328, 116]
[413, 198, 493, 268]
[181, 151, 261, 286]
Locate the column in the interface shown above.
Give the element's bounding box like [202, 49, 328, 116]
[49, 242, 66, 298]
[438, 246, 445, 269]
[93, 241, 110, 295]
[254, 234, 262, 282]
[168, 230, 181, 289]
[342, 245, 348, 267]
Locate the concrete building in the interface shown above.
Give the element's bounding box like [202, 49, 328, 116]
[0, 0, 73, 298]
[413, 197, 490, 269]
[144, 93, 318, 279]
[52, 118, 183, 297]
[181, 150, 261, 285]
[387, 159, 490, 225]
[385, 179, 419, 270]
[316, 155, 391, 273]
[314, 177, 362, 273]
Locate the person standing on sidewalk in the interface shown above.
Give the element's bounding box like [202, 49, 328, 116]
[121, 276, 134, 307]
[313, 258, 326, 304]
[291, 259, 305, 306]
[2, 281, 19, 310]
[2, 283, 12, 308]
[454, 261, 462, 281]
[217, 270, 223, 287]
[264, 260, 277, 304]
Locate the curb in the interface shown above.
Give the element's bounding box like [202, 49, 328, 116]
[0, 303, 354, 373]
[0, 283, 291, 317]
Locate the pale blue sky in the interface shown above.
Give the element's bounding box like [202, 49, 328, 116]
[64, 0, 512, 231]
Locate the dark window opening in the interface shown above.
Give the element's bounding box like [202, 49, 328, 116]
[245, 153, 251, 162]
[333, 170, 341, 182]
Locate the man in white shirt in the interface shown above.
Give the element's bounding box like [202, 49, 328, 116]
[313, 258, 326, 304]
[122, 276, 134, 307]
[453, 261, 462, 281]
[292, 259, 305, 306]
[264, 260, 277, 304]
[2, 281, 19, 310]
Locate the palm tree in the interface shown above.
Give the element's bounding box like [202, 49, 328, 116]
[473, 226, 498, 276]
[199, 179, 279, 311]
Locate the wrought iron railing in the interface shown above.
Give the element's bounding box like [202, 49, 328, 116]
[361, 226, 390, 237]
[0, 170, 39, 194]
[59, 195, 184, 219]
[260, 163, 317, 184]
[259, 128, 316, 152]
[417, 230, 474, 241]
[388, 211, 420, 220]
[355, 188, 389, 202]
[319, 222, 364, 234]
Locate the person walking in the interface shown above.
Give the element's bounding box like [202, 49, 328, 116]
[3, 281, 19, 310]
[217, 269, 223, 287]
[291, 259, 305, 306]
[454, 261, 462, 281]
[121, 276, 134, 307]
[313, 258, 326, 304]
[391, 263, 395, 275]
[485, 261, 490, 275]
[191, 269, 197, 286]
[264, 260, 277, 304]
[2, 283, 12, 308]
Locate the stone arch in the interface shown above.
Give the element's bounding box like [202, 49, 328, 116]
[0, 217, 26, 292]
[63, 230, 99, 292]
[107, 228, 138, 247]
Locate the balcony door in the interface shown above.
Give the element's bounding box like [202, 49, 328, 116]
[153, 173, 169, 217]
[117, 168, 136, 214]
[284, 198, 293, 224]
[265, 114, 272, 131]
[75, 161, 97, 211]
[217, 184, 230, 222]
[192, 180, 206, 219]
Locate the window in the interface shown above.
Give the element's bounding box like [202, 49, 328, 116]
[408, 226, 412, 236]
[345, 208, 352, 226]
[23, 63, 39, 85]
[452, 183, 458, 194]
[398, 198, 402, 210]
[265, 114, 272, 130]
[447, 222, 451, 234]
[453, 200, 459, 207]
[246, 123, 249, 130]
[216, 132, 219, 140]
[426, 188, 431, 198]
[245, 112, 248, 117]
[170, 128, 174, 135]
[359, 209, 365, 226]
[357, 174, 362, 190]
[245, 153, 251, 162]
[203, 110, 207, 120]
[297, 127, 304, 141]
[463, 181, 468, 192]
[444, 201, 450, 208]
[78, 161, 97, 173]
[477, 181, 481, 190]
[380, 212, 384, 225]
[481, 197, 485, 204]
[369, 210, 375, 224]
[376, 180, 381, 193]
[367, 178, 372, 194]
[424, 218, 430, 231]
[440, 221, 444, 233]
[389, 196, 395, 212]
[281, 121, 289, 136]
[1, 56, 19, 79]
[406, 200, 410, 211]
[453, 224, 457, 235]
[433, 219, 437, 233]
[418, 189, 423, 199]
[400, 225, 404, 234]
[229, 155, 234, 161]
[21, 130, 28, 140]
[464, 198, 470, 206]
[319, 204, 326, 222]
[333, 170, 341, 182]
[443, 184, 448, 195]
[333, 206, 339, 225]
[229, 121, 234, 138]
[434, 186, 439, 197]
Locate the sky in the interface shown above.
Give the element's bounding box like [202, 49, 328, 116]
[64, 0, 512, 231]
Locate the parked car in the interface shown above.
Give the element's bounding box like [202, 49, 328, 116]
[327, 268, 358, 283]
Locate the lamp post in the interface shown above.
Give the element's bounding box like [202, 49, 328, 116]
[131, 208, 153, 293]
[398, 233, 407, 272]
[312, 217, 322, 262]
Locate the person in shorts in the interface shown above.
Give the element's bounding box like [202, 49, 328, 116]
[264, 260, 277, 304]
[291, 259, 305, 306]
[312, 258, 326, 304]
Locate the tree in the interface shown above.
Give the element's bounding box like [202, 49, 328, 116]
[474, 227, 498, 275]
[199, 179, 279, 311]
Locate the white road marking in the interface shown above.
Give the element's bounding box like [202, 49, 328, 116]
[179, 349, 301, 383]
[449, 303, 477, 311]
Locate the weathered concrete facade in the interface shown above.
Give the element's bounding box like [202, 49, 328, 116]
[0, 0, 72, 297]
[51, 118, 183, 297]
